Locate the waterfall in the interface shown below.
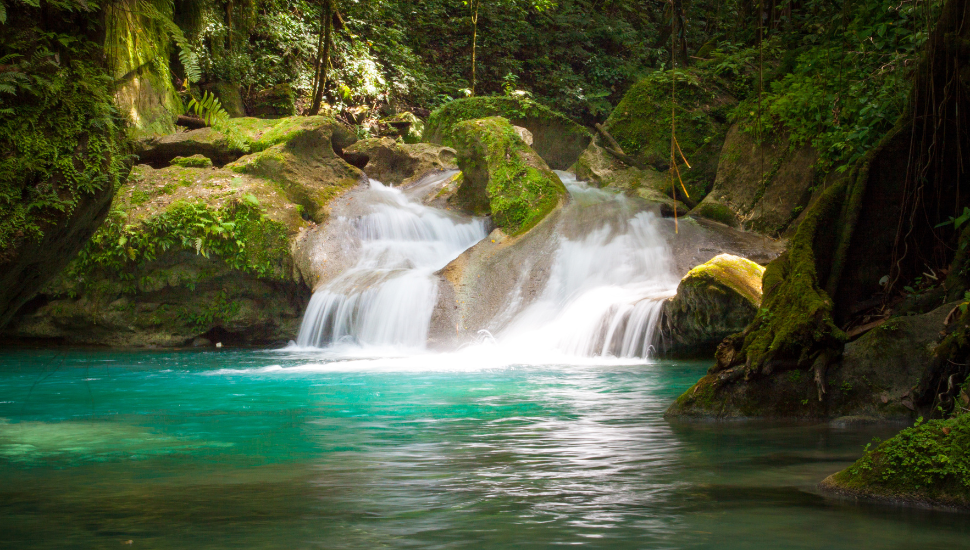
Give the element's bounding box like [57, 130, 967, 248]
[496, 173, 677, 358]
[295, 179, 488, 349]
[295, 172, 678, 360]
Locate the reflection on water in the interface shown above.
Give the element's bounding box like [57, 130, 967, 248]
[0, 349, 967, 549]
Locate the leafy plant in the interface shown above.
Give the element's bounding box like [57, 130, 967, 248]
[188, 90, 229, 126]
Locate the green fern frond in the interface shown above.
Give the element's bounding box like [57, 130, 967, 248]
[187, 90, 229, 126]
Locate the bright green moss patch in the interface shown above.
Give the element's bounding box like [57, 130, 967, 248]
[691, 201, 739, 227]
[451, 117, 567, 236]
[830, 415, 970, 507]
[170, 155, 214, 168]
[683, 254, 764, 307]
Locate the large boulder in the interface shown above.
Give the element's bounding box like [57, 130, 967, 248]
[450, 117, 568, 236]
[574, 68, 732, 200]
[424, 97, 592, 170]
[342, 137, 457, 186]
[660, 254, 764, 356]
[665, 302, 955, 419]
[135, 116, 358, 168]
[690, 124, 822, 235]
[249, 83, 297, 118]
[4, 121, 364, 347]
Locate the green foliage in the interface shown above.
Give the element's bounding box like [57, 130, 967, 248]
[0, 1, 131, 258]
[424, 95, 590, 144]
[67, 199, 291, 293]
[188, 90, 229, 126]
[837, 414, 970, 504]
[735, 0, 942, 172]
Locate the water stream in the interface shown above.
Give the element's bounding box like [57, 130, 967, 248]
[296, 173, 677, 359]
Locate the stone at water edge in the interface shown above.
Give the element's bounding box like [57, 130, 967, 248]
[660, 253, 764, 356]
[342, 138, 457, 186]
[449, 116, 568, 236]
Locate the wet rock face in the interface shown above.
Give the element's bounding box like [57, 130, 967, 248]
[450, 117, 568, 236]
[660, 254, 764, 356]
[4, 118, 363, 347]
[690, 124, 822, 236]
[343, 137, 457, 186]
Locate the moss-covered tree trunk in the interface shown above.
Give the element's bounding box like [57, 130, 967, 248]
[669, 0, 970, 417]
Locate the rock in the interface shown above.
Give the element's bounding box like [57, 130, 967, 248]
[3, 119, 364, 347]
[249, 83, 296, 118]
[170, 154, 214, 168]
[665, 302, 957, 419]
[203, 81, 246, 118]
[135, 116, 357, 169]
[576, 68, 731, 199]
[228, 120, 363, 223]
[342, 138, 457, 186]
[691, 124, 823, 236]
[423, 97, 592, 170]
[449, 117, 568, 235]
[512, 125, 534, 146]
[379, 112, 424, 143]
[820, 412, 970, 511]
[660, 254, 765, 356]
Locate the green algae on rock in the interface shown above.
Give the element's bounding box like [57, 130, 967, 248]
[170, 154, 214, 168]
[660, 254, 764, 356]
[821, 414, 970, 510]
[424, 97, 591, 170]
[450, 117, 568, 236]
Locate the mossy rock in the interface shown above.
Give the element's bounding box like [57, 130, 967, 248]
[424, 97, 591, 170]
[249, 83, 296, 118]
[660, 254, 764, 356]
[666, 302, 955, 419]
[821, 414, 970, 510]
[203, 81, 246, 118]
[170, 154, 213, 168]
[695, 123, 820, 236]
[602, 68, 730, 194]
[450, 117, 567, 236]
[135, 116, 357, 168]
[380, 112, 425, 143]
[343, 137, 457, 186]
[690, 200, 740, 227]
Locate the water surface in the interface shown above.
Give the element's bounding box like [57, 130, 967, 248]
[1, 349, 967, 549]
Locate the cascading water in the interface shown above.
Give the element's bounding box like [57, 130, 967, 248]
[295, 178, 488, 349]
[494, 173, 678, 359]
[295, 171, 678, 360]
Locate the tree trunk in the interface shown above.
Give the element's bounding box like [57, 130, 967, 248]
[470, 1, 479, 96]
[309, 0, 335, 116]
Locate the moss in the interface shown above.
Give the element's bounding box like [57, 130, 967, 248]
[170, 155, 214, 168]
[250, 83, 296, 118]
[683, 254, 765, 306]
[450, 117, 567, 236]
[691, 201, 739, 227]
[605, 68, 725, 168]
[425, 96, 588, 143]
[829, 414, 970, 508]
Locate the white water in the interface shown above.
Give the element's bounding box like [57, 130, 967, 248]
[497, 174, 677, 358]
[295, 172, 678, 360]
[295, 179, 488, 349]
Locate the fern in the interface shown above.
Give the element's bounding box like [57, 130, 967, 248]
[187, 90, 229, 127]
[0, 2, 6, 25]
[135, 0, 201, 83]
